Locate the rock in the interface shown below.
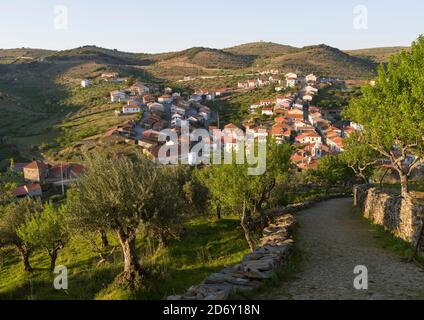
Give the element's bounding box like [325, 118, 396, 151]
[167, 295, 182, 300]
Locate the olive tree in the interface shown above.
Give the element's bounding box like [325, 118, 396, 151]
[344, 36, 424, 196]
[17, 202, 69, 271]
[198, 141, 292, 252]
[342, 133, 380, 183]
[0, 198, 43, 272]
[141, 167, 187, 250]
[65, 151, 165, 286]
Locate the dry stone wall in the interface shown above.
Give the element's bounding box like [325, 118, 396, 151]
[353, 185, 424, 251]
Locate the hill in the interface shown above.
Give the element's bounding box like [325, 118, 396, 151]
[263, 44, 377, 79]
[224, 41, 298, 57]
[150, 47, 253, 69]
[345, 47, 409, 64]
[0, 48, 55, 64]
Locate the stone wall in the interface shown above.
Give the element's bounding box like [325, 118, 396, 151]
[353, 185, 424, 251]
[168, 214, 297, 300]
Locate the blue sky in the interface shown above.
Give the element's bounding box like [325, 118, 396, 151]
[0, 0, 422, 53]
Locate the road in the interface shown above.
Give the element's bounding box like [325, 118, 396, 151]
[258, 198, 424, 300]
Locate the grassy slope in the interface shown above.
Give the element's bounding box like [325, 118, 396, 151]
[264, 45, 377, 79]
[0, 216, 248, 300]
[345, 47, 409, 64]
[224, 42, 298, 58]
[0, 59, 153, 161]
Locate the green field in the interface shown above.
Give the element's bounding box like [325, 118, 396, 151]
[0, 216, 248, 300]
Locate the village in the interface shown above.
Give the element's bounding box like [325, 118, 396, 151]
[9, 70, 365, 199]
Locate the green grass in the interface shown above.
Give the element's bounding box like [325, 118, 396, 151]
[0, 216, 249, 300]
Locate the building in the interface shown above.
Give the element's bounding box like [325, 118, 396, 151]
[110, 90, 128, 103]
[158, 95, 173, 104]
[286, 73, 298, 88]
[81, 79, 90, 88]
[295, 131, 322, 145]
[23, 161, 48, 183]
[121, 105, 141, 115]
[13, 184, 42, 198]
[306, 74, 317, 84]
[262, 108, 274, 116]
[130, 82, 150, 95]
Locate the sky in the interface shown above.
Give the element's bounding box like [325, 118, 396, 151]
[0, 0, 423, 53]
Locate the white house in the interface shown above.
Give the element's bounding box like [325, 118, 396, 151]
[306, 74, 317, 83]
[148, 103, 165, 113]
[303, 94, 314, 102]
[295, 131, 322, 144]
[286, 73, 298, 88]
[122, 105, 141, 114]
[110, 90, 128, 103]
[262, 108, 274, 116]
[158, 95, 173, 104]
[81, 79, 91, 88]
[130, 82, 150, 95]
[305, 86, 318, 95]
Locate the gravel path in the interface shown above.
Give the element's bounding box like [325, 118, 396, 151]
[261, 198, 424, 300]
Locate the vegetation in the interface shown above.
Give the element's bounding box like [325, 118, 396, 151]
[17, 202, 69, 271]
[342, 133, 380, 183]
[344, 36, 424, 196]
[196, 142, 292, 251]
[308, 155, 353, 194]
[0, 198, 43, 272]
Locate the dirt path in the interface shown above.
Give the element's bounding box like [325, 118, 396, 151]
[261, 198, 424, 300]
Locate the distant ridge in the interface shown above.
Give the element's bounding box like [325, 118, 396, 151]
[0, 42, 409, 79]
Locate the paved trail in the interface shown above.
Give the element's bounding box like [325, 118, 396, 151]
[261, 198, 424, 300]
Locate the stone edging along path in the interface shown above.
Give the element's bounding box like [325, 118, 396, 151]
[167, 193, 349, 300]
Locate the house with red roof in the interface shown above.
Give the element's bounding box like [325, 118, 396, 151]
[13, 184, 42, 198]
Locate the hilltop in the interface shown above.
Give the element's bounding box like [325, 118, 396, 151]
[224, 41, 298, 57]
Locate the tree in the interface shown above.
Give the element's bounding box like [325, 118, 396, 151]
[0, 198, 43, 272]
[198, 141, 292, 252]
[344, 36, 424, 196]
[65, 151, 163, 286]
[342, 133, 380, 183]
[141, 167, 186, 250]
[308, 155, 353, 194]
[0, 172, 18, 204]
[17, 202, 69, 271]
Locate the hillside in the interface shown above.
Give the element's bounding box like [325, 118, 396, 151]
[345, 47, 409, 64]
[0, 48, 55, 64]
[263, 44, 377, 79]
[224, 41, 298, 57]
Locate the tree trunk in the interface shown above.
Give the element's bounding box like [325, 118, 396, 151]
[117, 228, 142, 286]
[359, 172, 368, 184]
[400, 172, 409, 197]
[49, 249, 58, 272]
[100, 229, 109, 248]
[158, 232, 167, 249]
[216, 204, 222, 220]
[17, 245, 32, 273]
[241, 204, 255, 252]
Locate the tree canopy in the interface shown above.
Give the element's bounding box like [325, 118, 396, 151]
[344, 36, 424, 195]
